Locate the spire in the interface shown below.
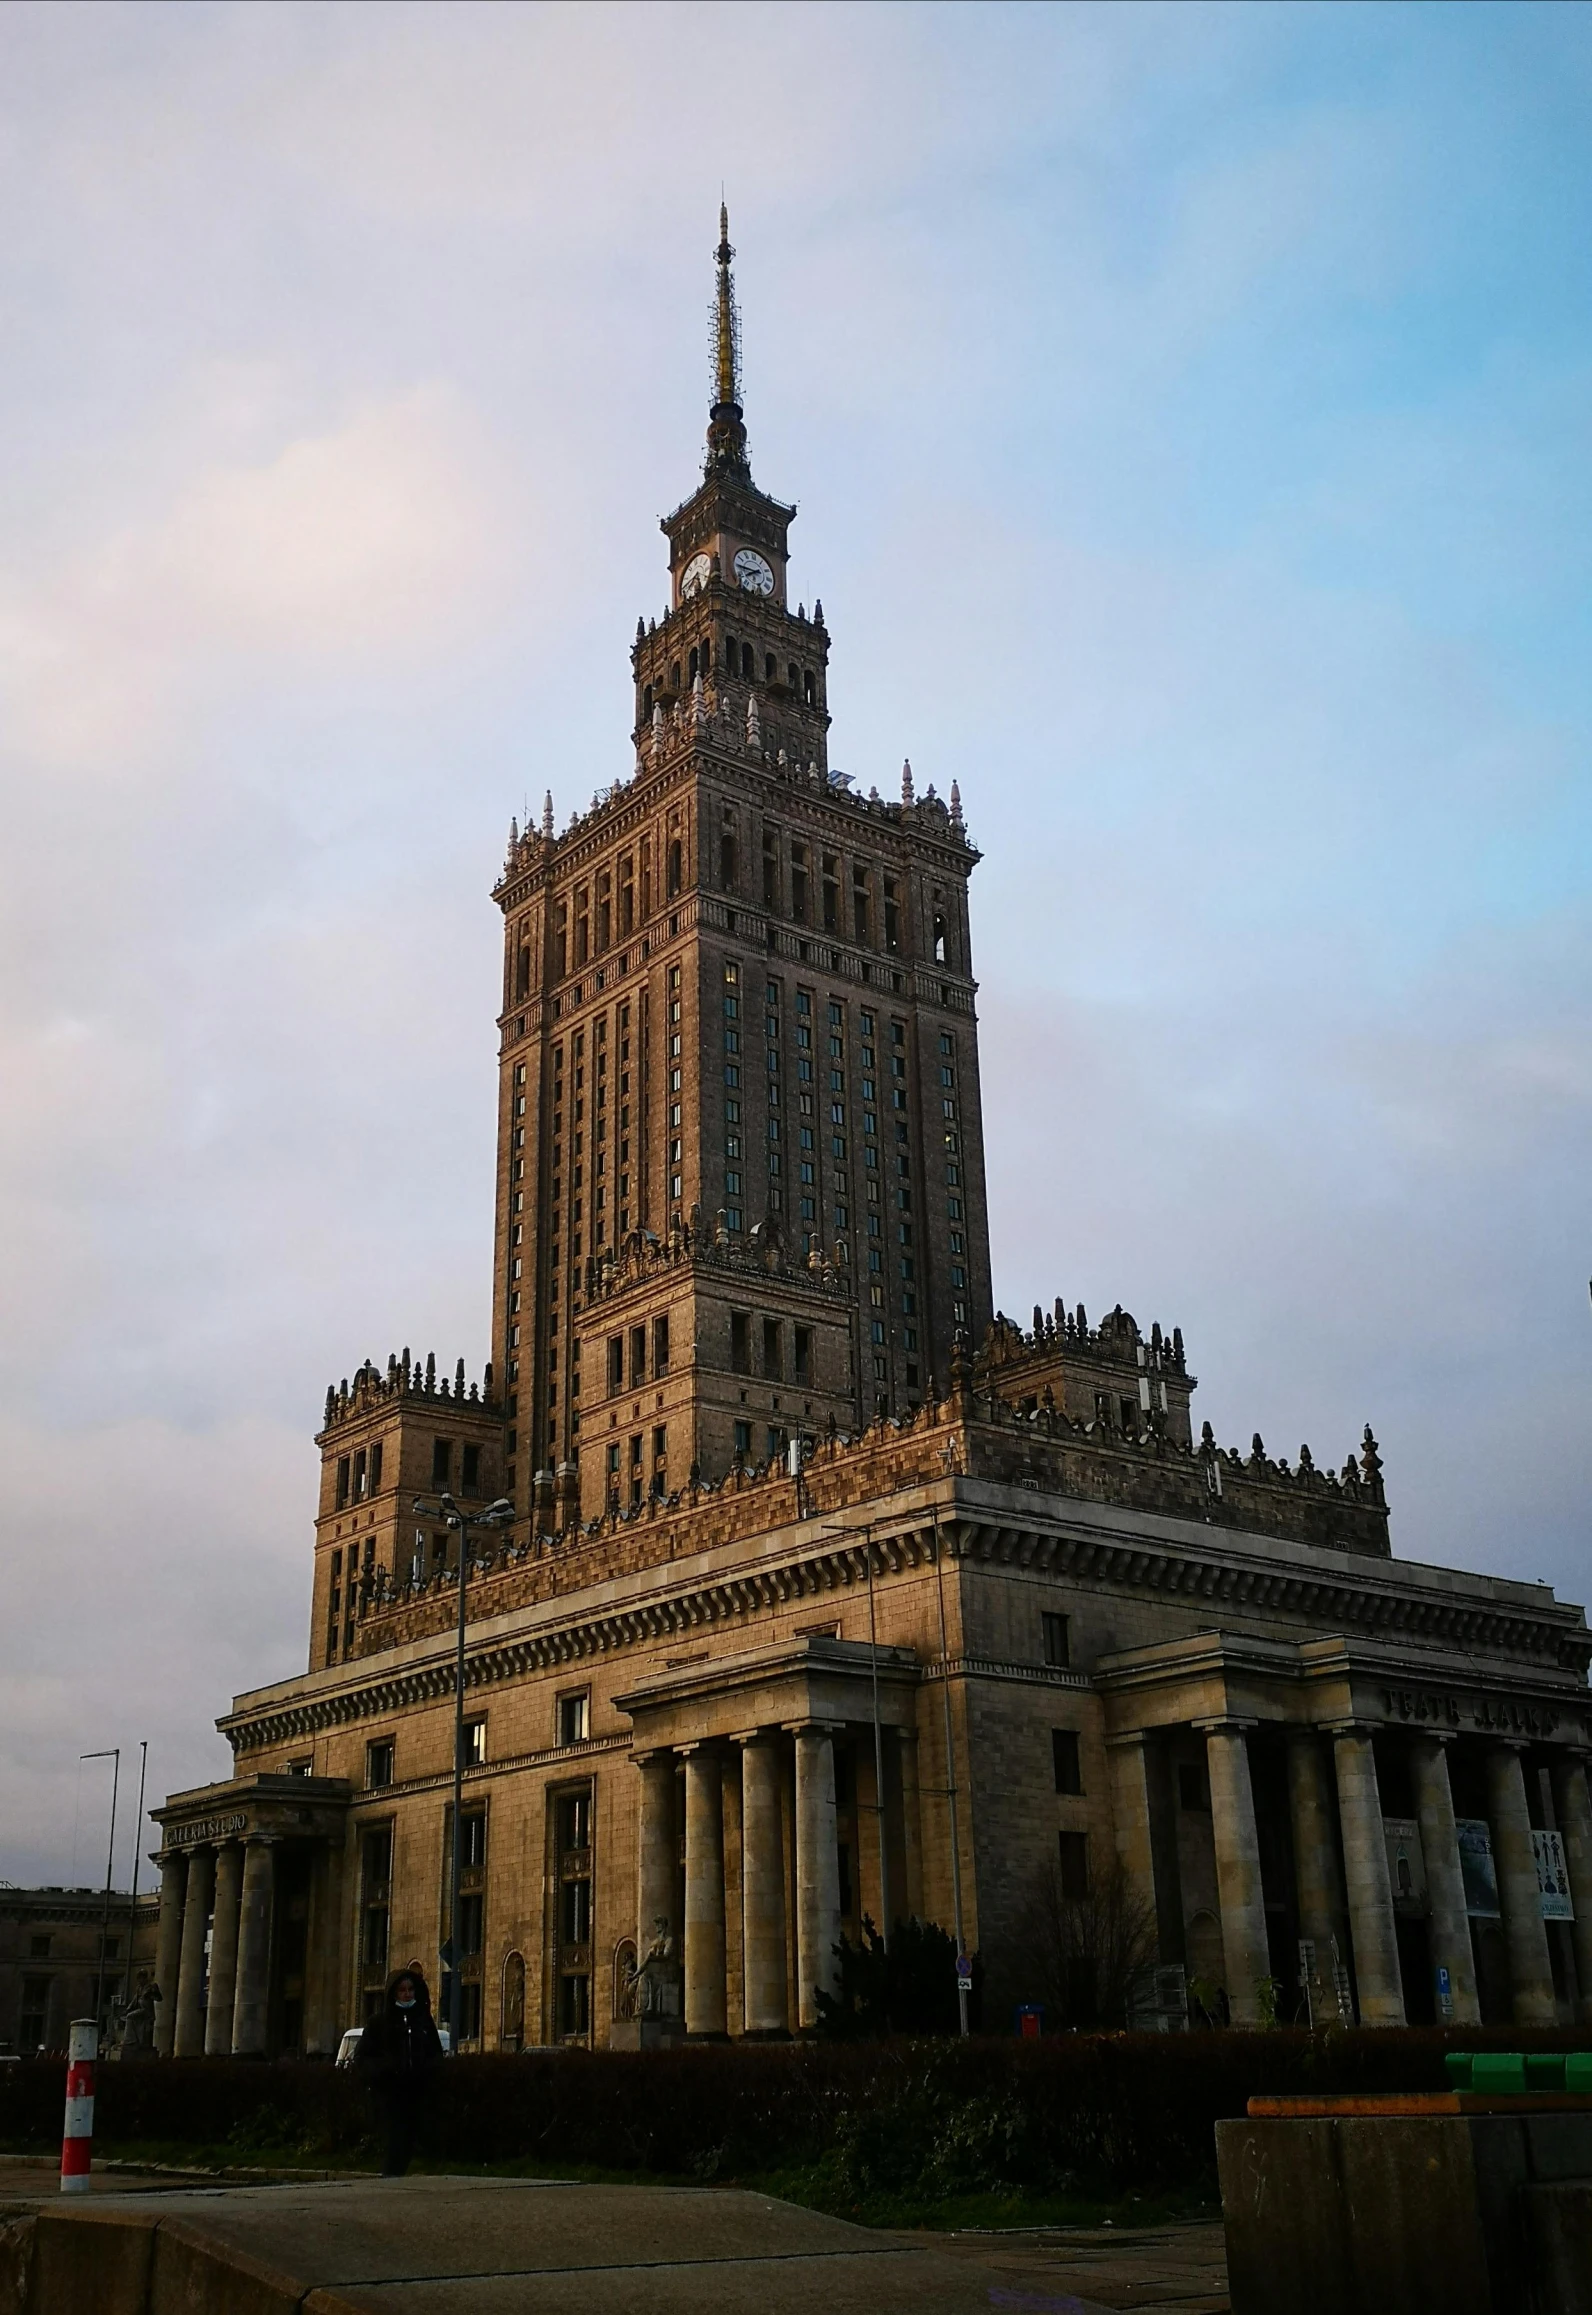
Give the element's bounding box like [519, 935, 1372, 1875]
[542, 791, 554, 842]
[705, 203, 750, 480]
[714, 202, 741, 409]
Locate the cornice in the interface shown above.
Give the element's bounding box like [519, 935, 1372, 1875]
[220, 1479, 1587, 1758]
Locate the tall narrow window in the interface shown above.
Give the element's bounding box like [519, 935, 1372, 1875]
[852, 866, 871, 944]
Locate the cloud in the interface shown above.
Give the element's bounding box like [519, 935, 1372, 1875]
[0, 384, 516, 770]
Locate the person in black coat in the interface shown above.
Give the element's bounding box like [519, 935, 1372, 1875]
[355, 1966, 444, 2176]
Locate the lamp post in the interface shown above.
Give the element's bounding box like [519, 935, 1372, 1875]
[80, 1750, 119, 2046]
[411, 1490, 514, 2056]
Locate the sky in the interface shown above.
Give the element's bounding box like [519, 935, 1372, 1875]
[2, 0, 1588, 1889]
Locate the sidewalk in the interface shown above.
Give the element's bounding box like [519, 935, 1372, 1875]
[1, 2173, 1230, 2314]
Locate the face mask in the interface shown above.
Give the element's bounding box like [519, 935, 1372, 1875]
[396, 1995, 416, 2010]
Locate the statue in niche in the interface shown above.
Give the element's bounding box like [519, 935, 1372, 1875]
[627, 1916, 681, 2018]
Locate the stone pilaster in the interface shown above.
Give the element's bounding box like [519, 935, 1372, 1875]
[1410, 1736, 1480, 2024]
[794, 1724, 842, 2029]
[1486, 1744, 1556, 2026]
[204, 1844, 244, 2056]
[739, 1733, 787, 2034]
[152, 1852, 186, 2059]
[172, 1846, 214, 2058]
[1332, 1729, 1405, 2026]
[1550, 1755, 1592, 2024]
[1200, 1723, 1272, 2027]
[898, 1726, 924, 1923]
[231, 1838, 275, 2057]
[683, 1748, 727, 2036]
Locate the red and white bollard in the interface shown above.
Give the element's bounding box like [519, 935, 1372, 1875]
[60, 2018, 97, 2194]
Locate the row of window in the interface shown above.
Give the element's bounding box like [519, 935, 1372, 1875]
[643, 635, 821, 712]
[363, 1688, 592, 1791]
[714, 812, 955, 964]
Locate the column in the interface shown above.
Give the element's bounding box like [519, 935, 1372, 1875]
[172, 1846, 214, 2058]
[898, 1727, 925, 1922]
[152, 1852, 186, 2058]
[794, 1725, 842, 2030]
[1486, 1744, 1556, 2026]
[204, 1844, 244, 2056]
[1410, 1736, 1481, 2025]
[683, 1749, 727, 2037]
[739, 1733, 787, 2034]
[231, 1837, 275, 2057]
[1201, 1724, 1272, 2027]
[1332, 1729, 1405, 2026]
[1109, 1733, 1175, 1961]
[634, 1751, 677, 1954]
[1550, 1755, 1592, 2024]
[721, 1754, 745, 2033]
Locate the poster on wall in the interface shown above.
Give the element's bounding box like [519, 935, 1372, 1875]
[1456, 1818, 1501, 1918]
[1382, 1817, 1427, 1909]
[1534, 1829, 1574, 1920]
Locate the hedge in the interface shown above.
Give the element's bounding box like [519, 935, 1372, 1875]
[3, 2025, 1587, 2197]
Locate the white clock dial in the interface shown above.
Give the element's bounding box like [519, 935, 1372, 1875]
[680, 551, 713, 599]
[733, 548, 775, 596]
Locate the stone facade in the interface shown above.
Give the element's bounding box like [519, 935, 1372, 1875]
[0, 1887, 158, 2055]
[149, 217, 1592, 2058]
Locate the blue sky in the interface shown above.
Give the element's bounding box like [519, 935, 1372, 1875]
[1, 1, 1587, 1882]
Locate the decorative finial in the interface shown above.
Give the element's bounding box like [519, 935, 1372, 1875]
[949, 779, 964, 831]
[902, 758, 915, 805]
[714, 203, 740, 409]
[542, 791, 554, 841]
[706, 203, 749, 478]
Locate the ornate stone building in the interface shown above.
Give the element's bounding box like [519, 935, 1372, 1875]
[151, 217, 1592, 2058]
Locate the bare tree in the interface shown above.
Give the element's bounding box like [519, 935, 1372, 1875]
[1014, 1849, 1158, 2028]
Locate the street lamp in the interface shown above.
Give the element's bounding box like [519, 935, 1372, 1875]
[411, 1490, 514, 2055]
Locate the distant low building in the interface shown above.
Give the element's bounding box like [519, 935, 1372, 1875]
[0, 1886, 159, 2054]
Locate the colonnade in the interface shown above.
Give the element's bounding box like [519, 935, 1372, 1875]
[151, 1838, 277, 2058]
[636, 1721, 849, 2035]
[1189, 1723, 1592, 2027]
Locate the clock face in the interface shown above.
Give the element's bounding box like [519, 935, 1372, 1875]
[733, 548, 775, 596]
[680, 551, 713, 599]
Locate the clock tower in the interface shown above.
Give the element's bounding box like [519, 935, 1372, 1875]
[490, 210, 992, 1528]
[633, 208, 831, 777]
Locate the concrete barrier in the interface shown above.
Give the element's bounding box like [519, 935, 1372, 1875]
[1217, 2103, 1592, 2315]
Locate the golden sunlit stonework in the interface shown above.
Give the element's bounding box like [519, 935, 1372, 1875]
[151, 220, 1592, 2061]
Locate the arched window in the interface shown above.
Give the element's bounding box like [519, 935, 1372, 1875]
[669, 661, 681, 692]
[788, 662, 799, 690]
[515, 942, 531, 1000]
[933, 913, 948, 964]
[667, 838, 682, 897]
[765, 652, 777, 683]
[720, 810, 737, 891]
[688, 646, 699, 685]
[726, 636, 738, 676]
[803, 669, 815, 705]
[501, 1950, 526, 2052]
[642, 683, 653, 721]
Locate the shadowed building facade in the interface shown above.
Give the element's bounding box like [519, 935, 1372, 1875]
[151, 219, 1592, 2057]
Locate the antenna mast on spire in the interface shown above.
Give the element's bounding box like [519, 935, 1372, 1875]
[713, 202, 742, 412]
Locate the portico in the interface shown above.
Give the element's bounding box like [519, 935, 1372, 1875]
[151, 1776, 350, 2059]
[1098, 1632, 1592, 2029]
[615, 1634, 920, 2037]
